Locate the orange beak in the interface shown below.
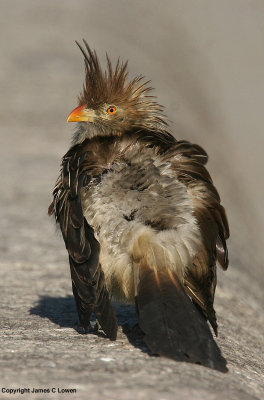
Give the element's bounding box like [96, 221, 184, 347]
[67, 105, 96, 123]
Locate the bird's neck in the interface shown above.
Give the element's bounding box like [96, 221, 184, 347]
[72, 123, 117, 145]
[72, 121, 175, 150]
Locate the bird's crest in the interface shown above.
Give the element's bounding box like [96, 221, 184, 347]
[76, 40, 168, 130]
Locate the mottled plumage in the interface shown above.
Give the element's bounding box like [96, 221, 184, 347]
[49, 41, 229, 372]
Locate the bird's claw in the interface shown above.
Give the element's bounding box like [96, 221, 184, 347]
[78, 321, 98, 334]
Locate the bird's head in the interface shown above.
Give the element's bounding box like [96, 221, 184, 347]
[67, 40, 168, 143]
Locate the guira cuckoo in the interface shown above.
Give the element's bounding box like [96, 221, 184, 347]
[49, 40, 229, 372]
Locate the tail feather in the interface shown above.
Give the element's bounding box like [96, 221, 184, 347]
[135, 260, 228, 372]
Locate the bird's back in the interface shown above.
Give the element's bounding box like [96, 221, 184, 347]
[80, 132, 201, 303]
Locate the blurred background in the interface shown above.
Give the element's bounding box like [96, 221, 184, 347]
[0, 1, 263, 399]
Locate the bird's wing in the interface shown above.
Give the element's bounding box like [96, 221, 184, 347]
[167, 140, 229, 334]
[48, 143, 117, 340]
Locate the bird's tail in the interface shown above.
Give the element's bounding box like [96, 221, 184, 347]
[132, 234, 228, 373]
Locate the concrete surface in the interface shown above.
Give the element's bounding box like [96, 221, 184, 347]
[0, 1, 263, 399]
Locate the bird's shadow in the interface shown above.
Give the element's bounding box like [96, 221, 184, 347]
[30, 295, 148, 353]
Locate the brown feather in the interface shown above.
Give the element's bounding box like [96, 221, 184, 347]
[49, 129, 229, 339]
[167, 141, 229, 332]
[48, 141, 118, 339]
[75, 40, 168, 132]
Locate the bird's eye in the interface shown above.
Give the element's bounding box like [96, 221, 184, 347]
[107, 106, 117, 115]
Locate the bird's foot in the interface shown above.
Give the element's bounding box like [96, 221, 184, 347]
[77, 321, 98, 334]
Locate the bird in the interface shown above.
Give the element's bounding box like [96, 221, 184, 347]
[48, 40, 229, 372]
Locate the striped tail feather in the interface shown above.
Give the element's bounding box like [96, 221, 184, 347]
[134, 259, 228, 372]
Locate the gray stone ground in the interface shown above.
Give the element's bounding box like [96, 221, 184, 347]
[0, 1, 263, 399]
